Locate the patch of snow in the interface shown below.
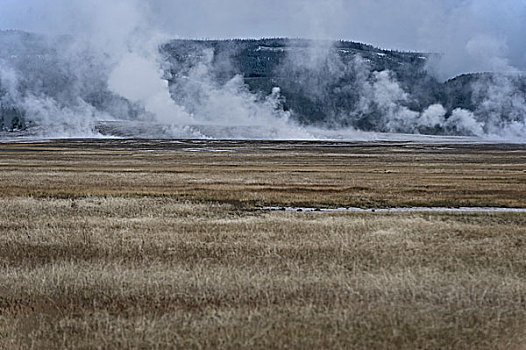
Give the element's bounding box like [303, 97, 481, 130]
[256, 46, 286, 52]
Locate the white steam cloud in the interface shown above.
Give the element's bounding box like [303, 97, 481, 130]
[0, 0, 315, 139]
[108, 51, 191, 125]
[0, 0, 525, 141]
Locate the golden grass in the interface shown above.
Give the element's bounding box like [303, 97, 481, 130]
[0, 140, 525, 349]
[0, 140, 524, 208]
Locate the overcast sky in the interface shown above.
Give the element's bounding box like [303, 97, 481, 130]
[1, 0, 525, 76]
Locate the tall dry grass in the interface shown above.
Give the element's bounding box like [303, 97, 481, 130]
[1, 196, 525, 349]
[0, 140, 525, 348]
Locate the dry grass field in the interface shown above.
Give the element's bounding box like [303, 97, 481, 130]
[0, 139, 525, 349]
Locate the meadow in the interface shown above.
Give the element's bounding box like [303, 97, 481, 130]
[0, 139, 525, 349]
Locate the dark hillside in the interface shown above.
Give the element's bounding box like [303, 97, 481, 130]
[1, 32, 525, 136]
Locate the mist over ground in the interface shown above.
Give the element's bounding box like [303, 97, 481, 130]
[0, 0, 525, 141]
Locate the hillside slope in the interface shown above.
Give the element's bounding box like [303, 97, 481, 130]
[1, 31, 525, 137]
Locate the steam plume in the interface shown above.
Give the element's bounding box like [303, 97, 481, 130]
[0, 0, 525, 141]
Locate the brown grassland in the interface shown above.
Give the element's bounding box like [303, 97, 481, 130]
[0, 139, 525, 349]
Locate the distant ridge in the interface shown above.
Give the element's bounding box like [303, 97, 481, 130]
[1, 31, 525, 138]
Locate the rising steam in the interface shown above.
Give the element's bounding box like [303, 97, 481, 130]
[0, 0, 525, 141]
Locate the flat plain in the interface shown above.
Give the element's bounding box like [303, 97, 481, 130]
[0, 139, 525, 349]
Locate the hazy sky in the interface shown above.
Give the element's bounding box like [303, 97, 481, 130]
[1, 0, 525, 76]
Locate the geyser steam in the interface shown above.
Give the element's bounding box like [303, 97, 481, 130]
[0, 0, 525, 141]
[0, 1, 316, 139]
[108, 51, 192, 125]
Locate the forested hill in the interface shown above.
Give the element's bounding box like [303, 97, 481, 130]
[162, 38, 439, 128]
[1, 31, 525, 136]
